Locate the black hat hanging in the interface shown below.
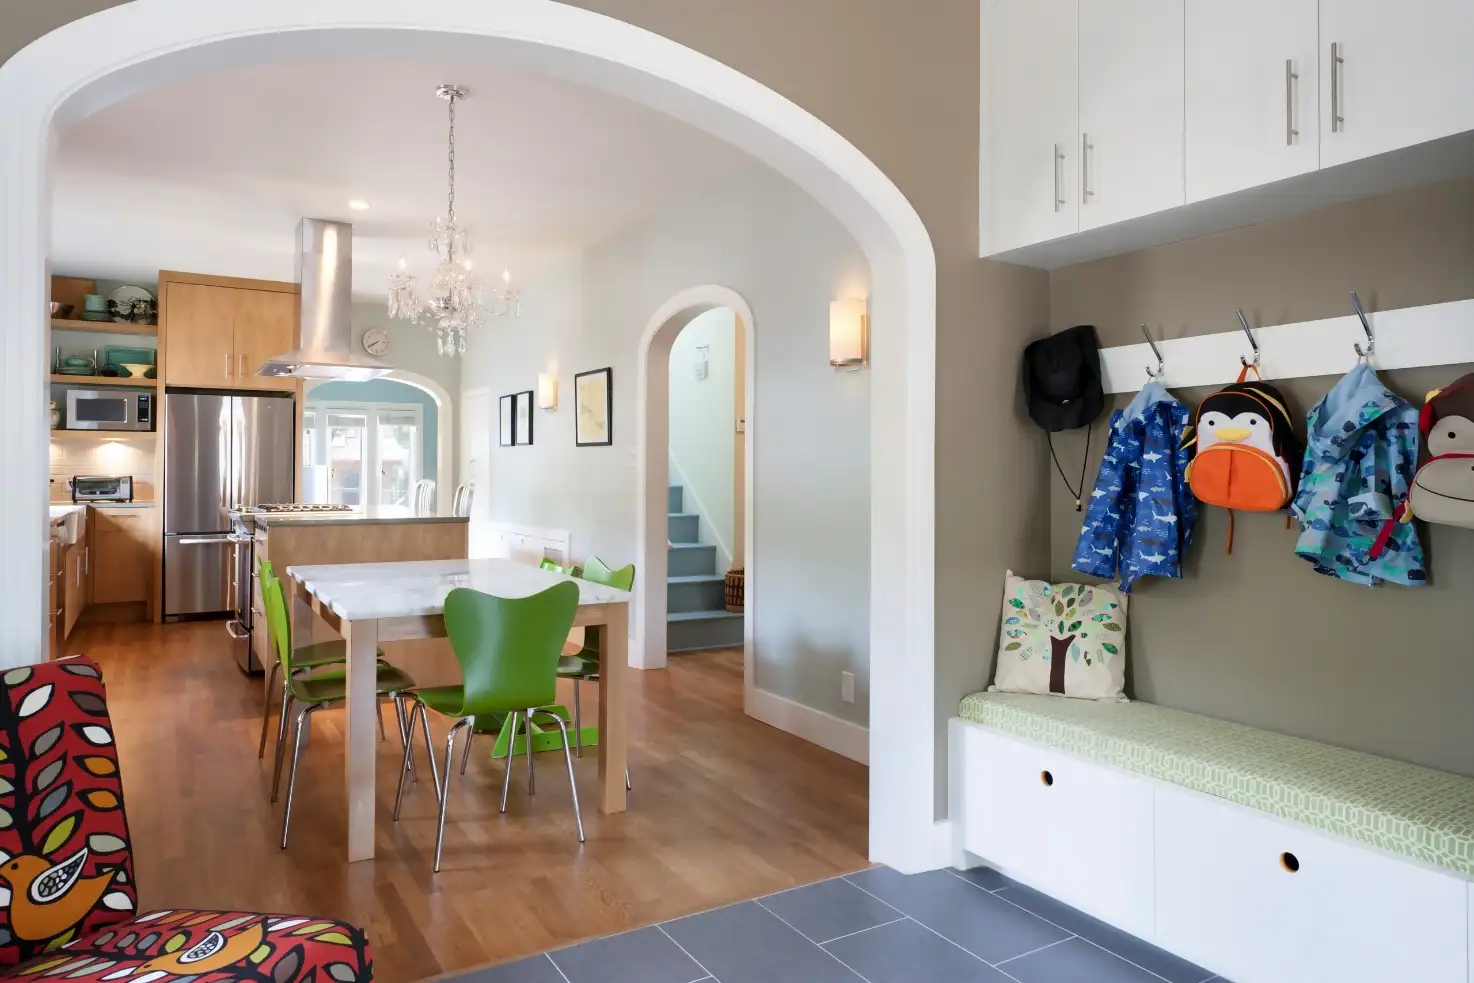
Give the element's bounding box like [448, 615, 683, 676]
[1023, 325, 1106, 511]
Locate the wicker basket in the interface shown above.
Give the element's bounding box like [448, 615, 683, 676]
[724, 567, 745, 613]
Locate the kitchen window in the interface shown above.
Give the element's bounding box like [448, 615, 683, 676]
[302, 402, 423, 507]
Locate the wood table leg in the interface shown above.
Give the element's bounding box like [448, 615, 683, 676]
[343, 617, 379, 862]
[597, 604, 629, 813]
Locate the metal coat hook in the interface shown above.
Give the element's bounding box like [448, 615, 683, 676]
[1141, 324, 1165, 380]
[1351, 291, 1374, 361]
[1236, 309, 1261, 368]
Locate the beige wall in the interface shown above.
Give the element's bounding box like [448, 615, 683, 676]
[4, 0, 1052, 816]
[1048, 178, 1474, 777]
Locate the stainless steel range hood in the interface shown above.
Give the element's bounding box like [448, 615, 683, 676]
[258, 218, 392, 382]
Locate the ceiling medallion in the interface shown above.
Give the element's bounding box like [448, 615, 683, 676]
[387, 84, 520, 357]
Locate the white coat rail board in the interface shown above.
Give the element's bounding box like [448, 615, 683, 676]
[1100, 298, 1474, 394]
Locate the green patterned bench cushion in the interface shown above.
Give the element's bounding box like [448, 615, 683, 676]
[959, 691, 1474, 879]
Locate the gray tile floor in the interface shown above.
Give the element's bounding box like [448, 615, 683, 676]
[451, 866, 1229, 983]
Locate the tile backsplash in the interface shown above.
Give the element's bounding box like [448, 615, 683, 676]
[50, 435, 155, 502]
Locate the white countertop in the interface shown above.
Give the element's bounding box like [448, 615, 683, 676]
[49, 505, 86, 522]
[287, 558, 632, 622]
[243, 504, 468, 528]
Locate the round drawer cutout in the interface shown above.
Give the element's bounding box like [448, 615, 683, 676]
[1279, 851, 1300, 873]
[1040, 770, 1054, 787]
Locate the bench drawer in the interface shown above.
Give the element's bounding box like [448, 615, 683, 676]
[963, 726, 1154, 938]
[1155, 784, 1467, 983]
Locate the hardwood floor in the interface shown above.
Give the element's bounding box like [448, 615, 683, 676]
[71, 620, 869, 982]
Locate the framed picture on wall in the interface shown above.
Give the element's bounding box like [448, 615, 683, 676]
[575, 367, 613, 447]
[514, 390, 534, 446]
[499, 393, 515, 447]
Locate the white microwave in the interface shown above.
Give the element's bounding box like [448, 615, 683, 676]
[65, 389, 154, 431]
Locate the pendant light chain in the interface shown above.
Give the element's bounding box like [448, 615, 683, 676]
[446, 91, 457, 229]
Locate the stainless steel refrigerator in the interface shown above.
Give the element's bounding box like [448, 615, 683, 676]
[163, 391, 295, 619]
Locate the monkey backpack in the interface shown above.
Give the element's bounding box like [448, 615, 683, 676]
[1372, 374, 1474, 556]
[1184, 367, 1303, 550]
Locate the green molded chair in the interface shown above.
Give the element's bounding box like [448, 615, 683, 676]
[260, 571, 424, 850]
[394, 582, 582, 872]
[255, 559, 391, 760]
[558, 557, 635, 763]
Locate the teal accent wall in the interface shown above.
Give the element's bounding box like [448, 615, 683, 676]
[309, 379, 438, 479]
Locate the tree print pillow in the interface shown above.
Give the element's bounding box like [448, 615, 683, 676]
[990, 571, 1128, 701]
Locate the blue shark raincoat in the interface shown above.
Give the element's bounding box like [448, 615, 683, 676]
[1289, 363, 1425, 586]
[1072, 381, 1197, 592]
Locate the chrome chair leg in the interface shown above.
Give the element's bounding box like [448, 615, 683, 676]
[627, 767, 632, 791]
[526, 707, 536, 795]
[393, 699, 423, 821]
[258, 661, 280, 759]
[418, 696, 442, 806]
[500, 710, 520, 813]
[391, 693, 414, 774]
[270, 687, 293, 803]
[533, 709, 584, 843]
[459, 728, 474, 775]
[434, 718, 472, 873]
[377, 698, 387, 742]
[280, 703, 322, 849]
[573, 679, 582, 758]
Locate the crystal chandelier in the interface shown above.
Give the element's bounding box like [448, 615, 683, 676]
[387, 85, 520, 357]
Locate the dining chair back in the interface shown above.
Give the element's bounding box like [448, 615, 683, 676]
[261, 567, 295, 675]
[412, 479, 437, 515]
[452, 482, 474, 517]
[444, 582, 580, 715]
[581, 555, 636, 592]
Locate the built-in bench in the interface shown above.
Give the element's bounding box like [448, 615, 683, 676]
[950, 692, 1474, 983]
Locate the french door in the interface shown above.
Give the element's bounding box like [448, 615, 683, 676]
[302, 402, 423, 507]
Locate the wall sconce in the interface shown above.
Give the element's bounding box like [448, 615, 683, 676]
[538, 372, 558, 411]
[830, 298, 868, 369]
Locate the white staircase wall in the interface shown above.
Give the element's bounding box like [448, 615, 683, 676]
[667, 307, 737, 570]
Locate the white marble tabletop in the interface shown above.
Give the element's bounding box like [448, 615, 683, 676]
[287, 558, 632, 622]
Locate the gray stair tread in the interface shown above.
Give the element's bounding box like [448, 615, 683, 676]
[667, 541, 714, 551]
[668, 574, 725, 584]
[668, 609, 744, 622]
[668, 511, 700, 519]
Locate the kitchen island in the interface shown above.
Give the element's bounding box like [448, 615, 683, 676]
[246, 506, 469, 684]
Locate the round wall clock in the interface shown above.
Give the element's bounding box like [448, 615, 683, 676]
[362, 327, 391, 357]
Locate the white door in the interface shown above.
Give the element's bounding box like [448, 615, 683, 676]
[1078, 0, 1185, 231]
[1320, 0, 1474, 168]
[984, 0, 1079, 253]
[1186, 0, 1319, 202]
[460, 391, 492, 557]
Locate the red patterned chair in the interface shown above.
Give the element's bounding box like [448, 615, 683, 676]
[0, 657, 372, 982]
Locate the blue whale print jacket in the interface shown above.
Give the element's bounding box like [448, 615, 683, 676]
[1073, 381, 1197, 592]
[1290, 363, 1425, 586]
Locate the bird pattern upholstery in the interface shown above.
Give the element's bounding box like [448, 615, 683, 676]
[0, 658, 372, 983]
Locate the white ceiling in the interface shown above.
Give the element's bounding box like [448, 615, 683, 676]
[52, 57, 747, 296]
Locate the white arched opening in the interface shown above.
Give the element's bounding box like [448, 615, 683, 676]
[304, 369, 456, 514]
[0, 0, 938, 871]
[634, 287, 756, 683]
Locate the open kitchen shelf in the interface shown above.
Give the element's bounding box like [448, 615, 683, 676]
[51, 318, 158, 336]
[49, 429, 157, 441]
[50, 374, 158, 388]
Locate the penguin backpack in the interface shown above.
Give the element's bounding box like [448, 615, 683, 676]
[1371, 373, 1474, 557]
[1184, 365, 1303, 549]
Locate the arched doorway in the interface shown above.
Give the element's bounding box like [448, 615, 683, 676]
[0, 0, 938, 870]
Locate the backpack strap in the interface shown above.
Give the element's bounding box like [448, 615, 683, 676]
[1237, 364, 1263, 384]
[1369, 502, 1412, 560]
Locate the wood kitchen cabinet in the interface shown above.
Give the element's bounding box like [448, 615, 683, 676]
[91, 508, 152, 606]
[160, 273, 299, 391]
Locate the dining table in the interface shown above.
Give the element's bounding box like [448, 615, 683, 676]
[286, 558, 632, 862]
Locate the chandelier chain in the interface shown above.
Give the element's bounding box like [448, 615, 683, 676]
[446, 92, 457, 236]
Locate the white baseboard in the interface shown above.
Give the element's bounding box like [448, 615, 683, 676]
[746, 686, 868, 764]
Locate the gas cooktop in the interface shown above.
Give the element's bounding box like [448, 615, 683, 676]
[240, 503, 355, 514]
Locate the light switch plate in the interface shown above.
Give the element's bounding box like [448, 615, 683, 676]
[841, 670, 856, 703]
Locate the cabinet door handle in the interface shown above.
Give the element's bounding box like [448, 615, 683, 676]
[1285, 59, 1300, 145]
[1331, 42, 1345, 133]
[239, 354, 247, 377]
[1053, 144, 1065, 211]
[1081, 133, 1095, 199]
[225, 354, 233, 378]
